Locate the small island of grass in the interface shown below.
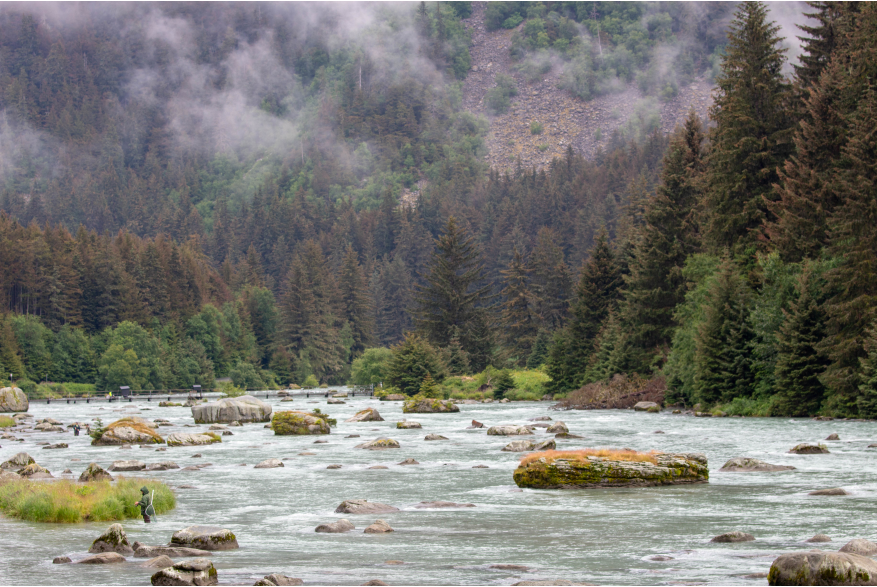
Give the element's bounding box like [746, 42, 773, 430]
[0, 477, 175, 523]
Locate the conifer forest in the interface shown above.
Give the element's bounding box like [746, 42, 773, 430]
[1, 1, 876, 419]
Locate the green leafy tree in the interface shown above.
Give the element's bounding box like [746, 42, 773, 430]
[350, 347, 393, 385]
[229, 361, 266, 390]
[386, 333, 446, 397]
[98, 344, 143, 390]
[0, 315, 27, 381]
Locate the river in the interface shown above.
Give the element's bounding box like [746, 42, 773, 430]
[0, 391, 874, 585]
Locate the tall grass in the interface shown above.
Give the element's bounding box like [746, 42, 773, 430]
[520, 448, 661, 467]
[0, 416, 14, 427]
[0, 477, 175, 523]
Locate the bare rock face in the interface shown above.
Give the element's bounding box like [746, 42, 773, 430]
[90, 523, 134, 555]
[94, 417, 164, 446]
[314, 519, 355, 533]
[254, 459, 284, 469]
[334, 499, 400, 515]
[150, 557, 218, 586]
[0, 387, 28, 412]
[346, 408, 384, 423]
[191, 395, 272, 424]
[768, 551, 877, 586]
[487, 425, 534, 436]
[355, 438, 400, 450]
[364, 519, 394, 534]
[79, 462, 113, 482]
[711, 531, 755, 543]
[789, 443, 830, 454]
[719, 457, 796, 472]
[170, 526, 238, 551]
[840, 539, 877, 556]
[78, 552, 127, 564]
[108, 460, 146, 472]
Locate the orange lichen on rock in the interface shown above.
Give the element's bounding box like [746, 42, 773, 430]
[519, 448, 660, 467]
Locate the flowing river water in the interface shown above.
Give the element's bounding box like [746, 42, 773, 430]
[1, 391, 875, 586]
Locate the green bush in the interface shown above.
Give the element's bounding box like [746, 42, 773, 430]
[0, 416, 14, 427]
[218, 381, 245, 397]
[351, 347, 393, 385]
[538, 143, 549, 152]
[302, 375, 319, 389]
[503, 388, 542, 401]
[229, 361, 265, 390]
[485, 74, 518, 115]
[511, 369, 549, 395]
[502, 14, 523, 29]
[14, 379, 37, 398]
[530, 121, 543, 134]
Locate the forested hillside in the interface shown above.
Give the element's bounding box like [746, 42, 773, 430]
[1, 2, 876, 419]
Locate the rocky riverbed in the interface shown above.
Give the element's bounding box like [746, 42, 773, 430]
[1, 390, 877, 585]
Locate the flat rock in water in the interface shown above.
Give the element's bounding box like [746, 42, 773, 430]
[346, 408, 384, 422]
[191, 395, 271, 423]
[346, 434, 360, 438]
[326, 464, 342, 469]
[402, 398, 459, 414]
[413, 501, 475, 509]
[768, 551, 877, 586]
[472, 465, 489, 468]
[529, 416, 552, 421]
[170, 526, 238, 551]
[633, 401, 660, 411]
[361, 581, 388, 586]
[150, 557, 218, 586]
[78, 552, 126, 564]
[546, 421, 569, 434]
[134, 545, 212, 558]
[555, 433, 584, 439]
[140, 555, 174, 568]
[52, 557, 71, 564]
[327, 398, 345, 404]
[487, 425, 534, 436]
[355, 438, 400, 450]
[314, 519, 354, 533]
[839, 539, 877, 556]
[512, 581, 595, 586]
[166, 432, 221, 447]
[490, 564, 529, 571]
[397, 458, 419, 465]
[425, 434, 448, 441]
[364, 519, 394, 534]
[108, 460, 146, 472]
[42, 443, 68, 449]
[809, 487, 849, 496]
[335, 499, 400, 515]
[90, 523, 134, 555]
[788, 443, 830, 454]
[711, 531, 755, 543]
[502, 440, 537, 452]
[719, 457, 796, 472]
[805, 534, 832, 543]
[254, 458, 284, 469]
[396, 420, 422, 429]
[145, 461, 179, 471]
[368, 465, 388, 469]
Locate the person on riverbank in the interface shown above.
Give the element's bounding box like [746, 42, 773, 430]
[134, 486, 153, 523]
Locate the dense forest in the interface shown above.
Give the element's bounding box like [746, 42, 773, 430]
[1, 2, 876, 418]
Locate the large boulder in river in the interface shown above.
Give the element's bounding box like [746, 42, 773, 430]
[768, 551, 877, 586]
[396, 420, 422, 429]
[364, 519, 394, 534]
[346, 408, 384, 422]
[840, 540, 877, 556]
[108, 460, 146, 472]
[514, 451, 708, 489]
[502, 439, 556, 452]
[711, 531, 755, 543]
[720, 457, 796, 472]
[78, 552, 127, 564]
[487, 425, 534, 436]
[355, 438, 400, 450]
[0, 387, 28, 412]
[1, 451, 34, 471]
[191, 395, 271, 424]
[89, 523, 134, 555]
[94, 417, 164, 446]
[633, 401, 660, 412]
[170, 526, 239, 551]
[402, 397, 459, 413]
[546, 421, 569, 434]
[335, 499, 400, 515]
[150, 558, 218, 586]
[271, 411, 331, 435]
[18, 463, 52, 478]
[79, 462, 113, 482]
[166, 432, 221, 447]
[789, 443, 830, 454]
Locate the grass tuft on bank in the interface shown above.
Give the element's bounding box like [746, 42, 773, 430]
[0, 416, 14, 427]
[520, 448, 661, 468]
[0, 477, 175, 523]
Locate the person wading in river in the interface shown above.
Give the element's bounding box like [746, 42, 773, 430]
[134, 486, 154, 523]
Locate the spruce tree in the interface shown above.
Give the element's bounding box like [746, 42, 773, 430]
[702, 1, 795, 258]
[339, 246, 375, 359]
[772, 267, 829, 416]
[819, 86, 877, 413]
[413, 217, 493, 363]
[794, 2, 860, 89]
[386, 333, 445, 397]
[492, 369, 515, 400]
[526, 329, 551, 369]
[858, 325, 877, 418]
[694, 256, 756, 406]
[622, 110, 704, 368]
[528, 227, 572, 330]
[500, 247, 537, 366]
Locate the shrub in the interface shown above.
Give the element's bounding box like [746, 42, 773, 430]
[530, 121, 543, 134]
[14, 379, 37, 398]
[218, 381, 245, 398]
[502, 14, 523, 29]
[485, 74, 518, 115]
[89, 418, 106, 442]
[319, 383, 329, 389]
[302, 375, 319, 389]
[351, 348, 394, 385]
[0, 416, 14, 428]
[229, 361, 265, 390]
[511, 369, 549, 395]
[419, 373, 442, 399]
[538, 143, 549, 152]
[504, 388, 542, 401]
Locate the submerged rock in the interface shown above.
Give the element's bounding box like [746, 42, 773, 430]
[191, 395, 271, 424]
[805, 534, 832, 543]
[79, 462, 113, 482]
[314, 519, 354, 533]
[355, 438, 400, 450]
[150, 557, 218, 586]
[90, 523, 134, 555]
[0, 387, 28, 412]
[397, 458, 419, 465]
[809, 487, 849, 496]
[789, 443, 830, 454]
[768, 551, 877, 586]
[711, 531, 755, 543]
[424, 434, 448, 441]
[78, 552, 127, 564]
[335, 499, 399, 515]
[839, 539, 877, 556]
[134, 545, 212, 558]
[719, 457, 796, 472]
[170, 526, 238, 551]
[346, 408, 384, 423]
[271, 411, 332, 435]
[514, 452, 708, 489]
[412, 501, 475, 508]
[364, 519, 393, 534]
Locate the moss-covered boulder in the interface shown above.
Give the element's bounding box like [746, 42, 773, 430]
[789, 443, 830, 454]
[166, 432, 221, 447]
[191, 395, 272, 424]
[93, 417, 164, 446]
[271, 411, 331, 435]
[0, 387, 28, 412]
[487, 425, 534, 436]
[345, 407, 384, 422]
[396, 420, 422, 429]
[90, 523, 134, 555]
[151, 557, 218, 586]
[79, 462, 113, 482]
[768, 551, 877, 586]
[513, 450, 708, 489]
[170, 526, 238, 551]
[355, 438, 400, 450]
[402, 396, 459, 413]
[1, 452, 34, 470]
[18, 463, 52, 478]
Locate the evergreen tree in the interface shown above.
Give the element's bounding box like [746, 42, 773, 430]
[339, 246, 375, 359]
[528, 227, 571, 330]
[702, 1, 794, 258]
[526, 329, 551, 369]
[858, 325, 877, 418]
[621, 110, 704, 368]
[0, 315, 26, 380]
[413, 217, 493, 363]
[419, 372, 441, 398]
[772, 267, 828, 416]
[386, 333, 445, 396]
[499, 247, 537, 366]
[544, 330, 574, 396]
[794, 2, 859, 89]
[694, 256, 756, 406]
[492, 369, 515, 400]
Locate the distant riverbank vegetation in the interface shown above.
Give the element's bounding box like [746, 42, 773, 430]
[1, 3, 876, 418]
[0, 478, 176, 523]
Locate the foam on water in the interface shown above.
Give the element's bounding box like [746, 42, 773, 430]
[1, 391, 875, 585]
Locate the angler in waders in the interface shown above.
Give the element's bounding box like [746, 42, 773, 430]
[134, 486, 155, 523]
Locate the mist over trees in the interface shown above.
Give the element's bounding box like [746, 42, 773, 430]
[1, 1, 877, 418]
